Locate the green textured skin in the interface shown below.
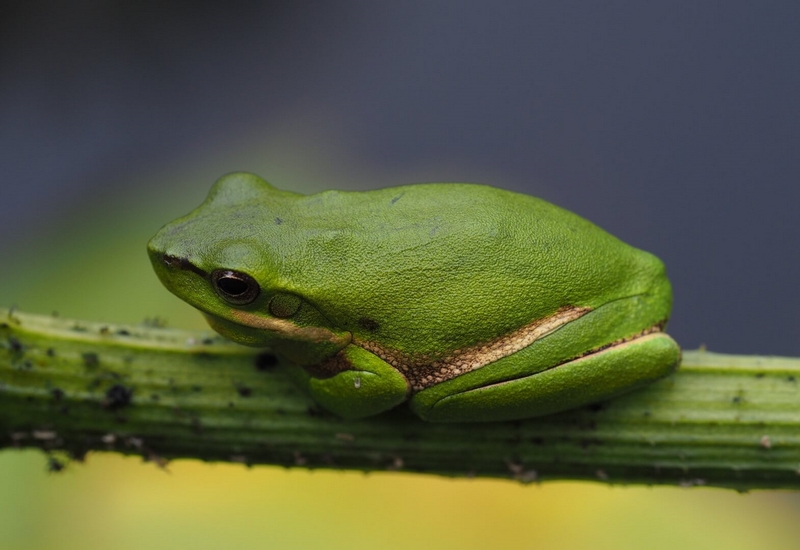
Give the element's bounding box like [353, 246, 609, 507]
[148, 172, 679, 421]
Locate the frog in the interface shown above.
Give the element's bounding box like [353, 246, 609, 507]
[148, 172, 680, 422]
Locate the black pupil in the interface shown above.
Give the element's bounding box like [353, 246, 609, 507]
[218, 276, 249, 296]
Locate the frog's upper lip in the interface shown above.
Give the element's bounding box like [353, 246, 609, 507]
[202, 309, 351, 348]
[228, 310, 352, 346]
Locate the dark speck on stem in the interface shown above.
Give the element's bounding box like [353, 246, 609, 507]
[103, 384, 133, 410]
[255, 353, 278, 371]
[47, 456, 66, 473]
[8, 337, 22, 353]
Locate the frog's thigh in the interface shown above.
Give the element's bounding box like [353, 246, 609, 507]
[412, 333, 680, 423]
[306, 345, 410, 419]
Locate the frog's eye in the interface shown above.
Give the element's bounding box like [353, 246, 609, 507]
[211, 269, 260, 305]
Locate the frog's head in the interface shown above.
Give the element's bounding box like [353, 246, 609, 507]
[147, 172, 351, 365]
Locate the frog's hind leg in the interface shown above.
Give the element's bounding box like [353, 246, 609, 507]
[410, 333, 680, 423]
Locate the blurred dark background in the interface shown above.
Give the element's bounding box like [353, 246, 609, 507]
[2, 2, 799, 350]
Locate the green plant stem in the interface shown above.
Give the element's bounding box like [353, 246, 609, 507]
[1, 309, 799, 490]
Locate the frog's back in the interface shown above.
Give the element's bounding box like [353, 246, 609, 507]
[276, 183, 666, 355]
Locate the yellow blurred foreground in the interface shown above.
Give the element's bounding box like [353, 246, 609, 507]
[2, 450, 799, 550]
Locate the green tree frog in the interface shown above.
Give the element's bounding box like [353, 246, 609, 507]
[148, 173, 680, 422]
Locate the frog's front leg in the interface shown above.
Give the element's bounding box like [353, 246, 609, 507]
[287, 345, 410, 419]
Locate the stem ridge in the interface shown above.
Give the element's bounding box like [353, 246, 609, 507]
[1, 309, 799, 490]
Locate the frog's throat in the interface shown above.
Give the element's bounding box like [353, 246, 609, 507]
[355, 306, 592, 391]
[229, 310, 351, 346]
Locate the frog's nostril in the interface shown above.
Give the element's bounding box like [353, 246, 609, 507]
[161, 254, 208, 277]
